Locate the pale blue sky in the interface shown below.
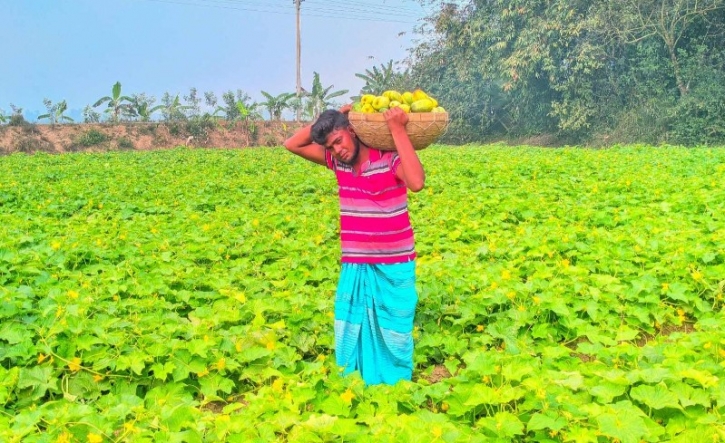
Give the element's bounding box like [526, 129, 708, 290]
[0, 0, 431, 119]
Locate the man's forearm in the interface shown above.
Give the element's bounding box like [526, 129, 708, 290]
[390, 127, 425, 192]
[283, 125, 314, 153]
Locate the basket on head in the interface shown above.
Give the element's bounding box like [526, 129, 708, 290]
[347, 111, 449, 151]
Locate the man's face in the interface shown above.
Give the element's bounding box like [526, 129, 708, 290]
[324, 128, 360, 165]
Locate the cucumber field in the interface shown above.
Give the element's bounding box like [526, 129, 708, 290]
[1, 146, 724, 442]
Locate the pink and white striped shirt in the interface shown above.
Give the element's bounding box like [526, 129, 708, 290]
[326, 148, 416, 264]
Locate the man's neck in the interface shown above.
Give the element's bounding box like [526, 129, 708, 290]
[352, 144, 370, 172]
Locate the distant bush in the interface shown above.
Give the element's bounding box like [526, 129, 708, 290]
[117, 137, 134, 150]
[76, 129, 108, 147]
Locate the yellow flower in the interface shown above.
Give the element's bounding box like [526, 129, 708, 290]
[38, 353, 47, 364]
[532, 296, 541, 305]
[51, 241, 62, 251]
[87, 433, 103, 443]
[340, 389, 355, 403]
[661, 283, 669, 292]
[691, 270, 703, 281]
[432, 425, 443, 438]
[703, 342, 712, 349]
[56, 433, 71, 443]
[265, 341, 276, 350]
[196, 369, 209, 378]
[93, 374, 104, 382]
[215, 358, 226, 371]
[490, 282, 498, 290]
[501, 270, 511, 280]
[68, 357, 82, 372]
[272, 378, 284, 393]
[476, 325, 484, 332]
[68, 290, 79, 299]
[561, 259, 570, 268]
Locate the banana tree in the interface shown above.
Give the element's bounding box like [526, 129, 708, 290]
[355, 60, 400, 96]
[304, 72, 349, 120]
[159, 93, 193, 122]
[37, 99, 74, 124]
[260, 91, 296, 120]
[93, 81, 134, 123]
[130, 94, 164, 122]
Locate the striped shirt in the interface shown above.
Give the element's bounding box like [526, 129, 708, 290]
[326, 148, 416, 264]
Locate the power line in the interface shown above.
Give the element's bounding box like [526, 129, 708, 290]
[196, 0, 413, 18]
[127, 0, 419, 23]
[205, 0, 417, 18]
[308, 0, 424, 15]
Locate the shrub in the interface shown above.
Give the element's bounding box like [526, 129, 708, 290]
[117, 137, 134, 150]
[75, 129, 108, 147]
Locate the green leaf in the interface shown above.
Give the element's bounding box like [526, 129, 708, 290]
[669, 381, 710, 408]
[589, 382, 627, 403]
[477, 411, 524, 438]
[17, 366, 58, 398]
[630, 383, 681, 410]
[596, 412, 648, 443]
[199, 374, 235, 398]
[527, 413, 567, 431]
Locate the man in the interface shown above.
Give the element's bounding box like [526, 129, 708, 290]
[283, 105, 425, 385]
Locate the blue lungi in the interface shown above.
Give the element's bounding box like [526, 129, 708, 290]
[334, 261, 418, 385]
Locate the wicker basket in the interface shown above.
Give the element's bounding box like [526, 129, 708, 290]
[348, 111, 449, 151]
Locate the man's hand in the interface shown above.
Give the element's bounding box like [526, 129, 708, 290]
[339, 103, 352, 115]
[383, 107, 409, 130]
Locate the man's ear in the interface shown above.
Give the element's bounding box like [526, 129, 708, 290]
[348, 127, 357, 138]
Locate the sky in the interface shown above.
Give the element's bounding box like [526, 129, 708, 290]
[0, 0, 433, 120]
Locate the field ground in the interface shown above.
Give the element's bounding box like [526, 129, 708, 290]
[1, 146, 724, 442]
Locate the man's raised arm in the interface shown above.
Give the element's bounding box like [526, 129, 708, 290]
[283, 125, 326, 166]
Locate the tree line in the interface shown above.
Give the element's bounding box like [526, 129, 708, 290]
[393, 0, 725, 145]
[0, 72, 347, 126]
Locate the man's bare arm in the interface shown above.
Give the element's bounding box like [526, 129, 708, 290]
[283, 125, 326, 166]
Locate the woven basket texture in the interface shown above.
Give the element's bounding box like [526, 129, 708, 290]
[348, 111, 449, 151]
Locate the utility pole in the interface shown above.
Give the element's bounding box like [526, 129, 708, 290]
[295, 0, 305, 121]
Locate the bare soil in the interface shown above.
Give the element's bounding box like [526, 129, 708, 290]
[0, 120, 307, 155]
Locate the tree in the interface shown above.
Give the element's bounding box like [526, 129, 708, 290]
[38, 99, 75, 124]
[355, 60, 413, 95]
[159, 93, 192, 122]
[304, 72, 349, 120]
[130, 94, 164, 122]
[219, 90, 255, 121]
[83, 105, 101, 123]
[260, 91, 296, 120]
[601, 0, 725, 97]
[93, 81, 134, 123]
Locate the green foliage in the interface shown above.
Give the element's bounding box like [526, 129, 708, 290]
[409, 0, 725, 145]
[303, 72, 349, 120]
[185, 115, 218, 140]
[130, 93, 164, 122]
[116, 136, 134, 150]
[355, 59, 413, 96]
[75, 128, 108, 147]
[93, 81, 135, 123]
[160, 93, 192, 122]
[37, 99, 74, 124]
[1, 147, 725, 441]
[260, 91, 296, 120]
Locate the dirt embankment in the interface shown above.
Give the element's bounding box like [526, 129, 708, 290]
[0, 120, 307, 155]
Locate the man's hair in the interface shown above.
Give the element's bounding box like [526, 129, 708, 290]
[311, 110, 350, 145]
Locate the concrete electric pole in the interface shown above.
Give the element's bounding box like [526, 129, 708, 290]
[295, 0, 305, 121]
